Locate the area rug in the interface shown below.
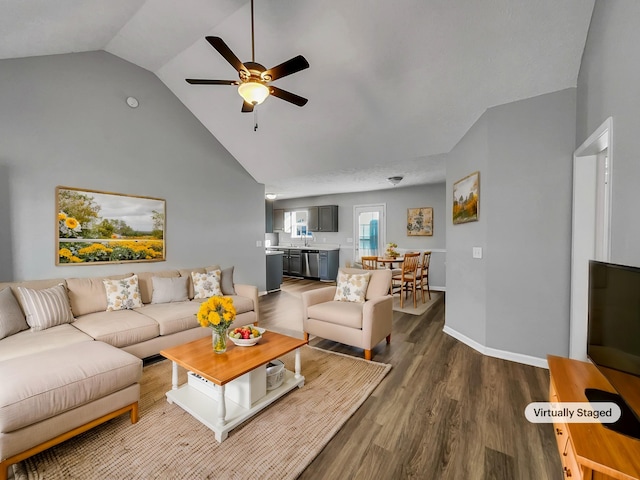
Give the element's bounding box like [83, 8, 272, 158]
[392, 291, 442, 315]
[14, 345, 391, 480]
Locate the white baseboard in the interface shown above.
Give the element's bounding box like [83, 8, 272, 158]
[442, 326, 548, 369]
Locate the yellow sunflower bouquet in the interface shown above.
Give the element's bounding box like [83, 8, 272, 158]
[196, 296, 236, 353]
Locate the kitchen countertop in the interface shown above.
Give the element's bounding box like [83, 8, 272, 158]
[267, 245, 340, 251]
[265, 250, 284, 255]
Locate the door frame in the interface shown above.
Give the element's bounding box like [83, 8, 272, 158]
[570, 117, 613, 360]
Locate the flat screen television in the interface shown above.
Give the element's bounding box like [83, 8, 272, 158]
[587, 260, 640, 439]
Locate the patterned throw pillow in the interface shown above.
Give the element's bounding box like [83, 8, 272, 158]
[333, 272, 371, 303]
[206, 266, 236, 295]
[16, 284, 75, 331]
[103, 275, 143, 311]
[191, 270, 222, 299]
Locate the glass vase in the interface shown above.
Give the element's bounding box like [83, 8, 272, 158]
[211, 328, 227, 354]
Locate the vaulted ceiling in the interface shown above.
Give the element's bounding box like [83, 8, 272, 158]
[1, 0, 595, 198]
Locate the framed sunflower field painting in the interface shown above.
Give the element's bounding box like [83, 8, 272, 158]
[56, 186, 166, 265]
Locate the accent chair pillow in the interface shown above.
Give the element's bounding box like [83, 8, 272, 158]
[0, 287, 29, 339]
[191, 270, 222, 299]
[16, 284, 75, 331]
[103, 275, 143, 311]
[333, 271, 371, 303]
[151, 276, 189, 304]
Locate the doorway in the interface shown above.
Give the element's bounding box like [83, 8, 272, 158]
[570, 117, 613, 360]
[353, 204, 386, 262]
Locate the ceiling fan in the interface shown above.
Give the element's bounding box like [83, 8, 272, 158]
[186, 0, 309, 113]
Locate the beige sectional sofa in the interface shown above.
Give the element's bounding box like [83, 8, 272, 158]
[0, 264, 259, 480]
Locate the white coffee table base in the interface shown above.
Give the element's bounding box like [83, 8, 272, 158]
[165, 349, 304, 442]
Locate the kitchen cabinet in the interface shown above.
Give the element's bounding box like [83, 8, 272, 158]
[266, 252, 283, 292]
[319, 250, 339, 281]
[280, 248, 303, 276]
[288, 249, 302, 276]
[307, 205, 338, 232]
[273, 209, 285, 231]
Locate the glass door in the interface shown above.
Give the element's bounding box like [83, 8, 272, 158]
[353, 204, 386, 262]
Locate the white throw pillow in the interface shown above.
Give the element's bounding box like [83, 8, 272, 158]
[151, 276, 189, 304]
[191, 270, 222, 299]
[0, 287, 29, 339]
[103, 275, 143, 311]
[333, 272, 371, 303]
[16, 284, 75, 331]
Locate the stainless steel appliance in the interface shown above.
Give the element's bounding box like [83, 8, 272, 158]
[303, 250, 320, 278]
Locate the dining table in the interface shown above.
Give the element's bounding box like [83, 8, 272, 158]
[377, 256, 404, 269]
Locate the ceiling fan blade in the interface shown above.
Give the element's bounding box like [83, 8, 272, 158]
[264, 55, 309, 81]
[269, 86, 308, 107]
[206, 36, 248, 75]
[241, 101, 255, 113]
[185, 79, 237, 85]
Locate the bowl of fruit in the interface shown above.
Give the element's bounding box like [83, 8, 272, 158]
[227, 325, 265, 346]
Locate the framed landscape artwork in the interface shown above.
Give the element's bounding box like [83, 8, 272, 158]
[56, 186, 166, 265]
[453, 171, 479, 225]
[407, 207, 433, 236]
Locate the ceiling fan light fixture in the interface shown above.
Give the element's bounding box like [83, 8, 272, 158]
[238, 81, 269, 105]
[265, 193, 277, 200]
[387, 176, 404, 186]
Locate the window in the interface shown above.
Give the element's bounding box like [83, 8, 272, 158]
[284, 211, 312, 238]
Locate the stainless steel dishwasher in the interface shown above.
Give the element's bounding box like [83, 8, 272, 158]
[303, 250, 320, 278]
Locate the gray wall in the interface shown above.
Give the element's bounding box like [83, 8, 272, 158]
[446, 88, 576, 361]
[485, 89, 575, 357]
[445, 115, 489, 345]
[0, 51, 266, 289]
[274, 183, 447, 289]
[577, 0, 640, 267]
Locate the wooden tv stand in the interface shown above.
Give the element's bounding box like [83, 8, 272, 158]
[547, 355, 640, 480]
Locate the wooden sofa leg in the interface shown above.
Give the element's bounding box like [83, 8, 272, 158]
[386, 334, 391, 344]
[303, 332, 309, 342]
[364, 349, 372, 361]
[1, 460, 9, 480]
[131, 402, 139, 423]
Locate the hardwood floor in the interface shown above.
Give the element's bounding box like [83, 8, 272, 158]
[259, 278, 562, 480]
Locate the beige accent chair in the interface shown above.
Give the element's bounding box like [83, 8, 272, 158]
[301, 268, 393, 360]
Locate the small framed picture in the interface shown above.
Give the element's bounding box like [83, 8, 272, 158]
[453, 171, 479, 225]
[407, 207, 433, 236]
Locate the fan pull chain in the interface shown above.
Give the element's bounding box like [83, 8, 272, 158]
[254, 110, 258, 132]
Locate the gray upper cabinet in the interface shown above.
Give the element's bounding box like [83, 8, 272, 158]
[307, 207, 319, 232]
[273, 209, 285, 231]
[308, 205, 338, 232]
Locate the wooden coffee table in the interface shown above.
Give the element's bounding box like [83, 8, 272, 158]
[160, 330, 307, 442]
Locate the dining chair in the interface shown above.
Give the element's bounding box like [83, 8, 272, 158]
[390, 252, 421, 308]
[416, 251, 432, 302]
[361, 256, 379, 270]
